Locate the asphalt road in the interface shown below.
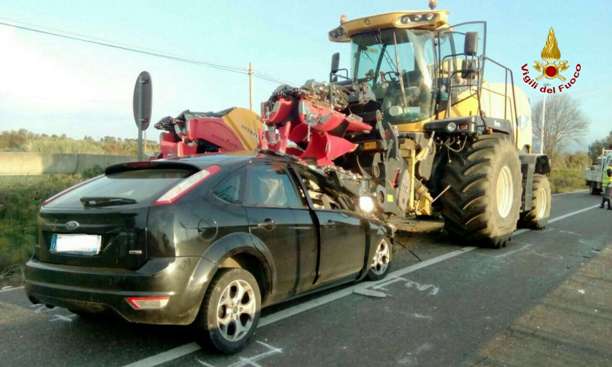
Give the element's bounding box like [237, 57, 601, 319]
[0, 191, 610, 367]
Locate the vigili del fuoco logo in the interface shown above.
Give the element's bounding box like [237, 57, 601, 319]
[521, 27, 581, 94]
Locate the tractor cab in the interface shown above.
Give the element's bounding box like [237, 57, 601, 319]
[349, 28, 436, 123]
[328, 10, 508, 136]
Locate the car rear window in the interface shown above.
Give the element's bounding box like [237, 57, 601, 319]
[45, 169, 192, 208]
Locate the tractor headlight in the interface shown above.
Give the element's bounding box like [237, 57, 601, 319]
[359, 196, 375, 213]
[329, 26, 345, 39]
[400, 13, 435, 24]
[447, 122, 457, 132]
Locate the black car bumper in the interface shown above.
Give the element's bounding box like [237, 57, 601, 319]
[25, 256, 216, 325]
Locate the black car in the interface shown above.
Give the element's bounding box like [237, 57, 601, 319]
[25, 152, 392, 353]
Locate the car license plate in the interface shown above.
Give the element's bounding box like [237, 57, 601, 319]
[50, 234, 102, 255]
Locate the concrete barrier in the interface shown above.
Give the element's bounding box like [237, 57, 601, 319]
[0, 152, 135, 176]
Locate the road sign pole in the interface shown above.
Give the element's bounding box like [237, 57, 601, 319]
[137, 126, 143, 160]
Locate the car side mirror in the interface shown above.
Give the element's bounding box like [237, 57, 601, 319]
[331, 52, 340, 74]
[464, 32, 478, 56]
[330, 52, 340, 82]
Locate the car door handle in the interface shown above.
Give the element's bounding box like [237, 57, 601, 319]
[256, 218, 276, 231]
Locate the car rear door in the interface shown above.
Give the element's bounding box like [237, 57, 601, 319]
[293, 166, 367, 285]
[244, 161, 317, 301]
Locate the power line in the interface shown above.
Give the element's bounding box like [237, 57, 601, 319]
[0, 18, 293, 85]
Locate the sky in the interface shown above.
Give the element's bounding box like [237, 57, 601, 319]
[0, 0, 610, 149]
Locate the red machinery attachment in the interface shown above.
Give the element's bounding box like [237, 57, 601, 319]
[260, 86, 371, 166]
[155, 108, 261, 158]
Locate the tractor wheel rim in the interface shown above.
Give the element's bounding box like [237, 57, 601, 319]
[216, 279, 256, 342]
[496, 165, 514, 218]
[371, 239, 391, 275]
[536, 188, 547, 219]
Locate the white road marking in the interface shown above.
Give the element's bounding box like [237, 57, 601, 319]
[404, 280, 440, 295]
[50, 314, 77, 323]
[370, 276, 439, 296]
[0, 286, 24, 294]
[353, 288, 387, 298]
[557, 229, 582, 236]
[125, 343, 202, 367]
[226, 341, 282, 367]
[552, 190, 588, 196]
[194, 341, 282, 367]
[548, 204, 599, 224]
[122, 247, 474, 367]
[259, 246, 474, 329]
[412, 313, 433, 320]
[196, 358, 216, 367]
[495, 242, 534, 258]
[120, 203, 600, 367]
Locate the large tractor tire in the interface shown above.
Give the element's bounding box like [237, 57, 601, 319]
[440, 134, 522, 248]
[519, 174, 552, 229]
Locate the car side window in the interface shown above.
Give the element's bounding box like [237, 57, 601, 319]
[213, 170, 242, 204]
[295, 166, 355, 211]
[245, 164, 304, 208]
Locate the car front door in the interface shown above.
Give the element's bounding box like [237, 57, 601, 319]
[293, 166, 367, 286]
[244, 161, 316, 301]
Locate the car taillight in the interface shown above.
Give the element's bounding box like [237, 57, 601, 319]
[42, 175, 103, 206]
[126, 296, 170, 310]
[153, 165, 221, 206]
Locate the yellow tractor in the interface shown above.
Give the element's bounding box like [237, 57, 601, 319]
[149, 4, 552, 248]
[321, 6, 551, 246]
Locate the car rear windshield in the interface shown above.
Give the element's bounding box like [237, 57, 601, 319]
[45, 168, 192, 208]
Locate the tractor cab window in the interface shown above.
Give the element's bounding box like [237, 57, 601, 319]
[351, 29, 435, 123]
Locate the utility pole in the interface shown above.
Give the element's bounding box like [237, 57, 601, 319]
[540, 95, 546, 154]
[248, 62, 254, 112]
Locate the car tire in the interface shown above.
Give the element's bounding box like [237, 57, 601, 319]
[195, 268, 261, 354]
[366, 238, 392, 281]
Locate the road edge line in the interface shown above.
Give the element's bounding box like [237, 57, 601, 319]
[552, 190, 588, 197]
[548, 204, 599, 223]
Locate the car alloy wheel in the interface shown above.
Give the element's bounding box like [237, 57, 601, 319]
[196, 268, 261, 354]
[216, 279, 257, 342]
[370, 239, 391, 276]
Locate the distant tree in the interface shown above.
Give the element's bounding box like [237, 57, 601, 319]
[532, 94, 589, 159]
[587, 130, 612, 162]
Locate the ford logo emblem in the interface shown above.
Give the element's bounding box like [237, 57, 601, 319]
[65, 221, 80, 231]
